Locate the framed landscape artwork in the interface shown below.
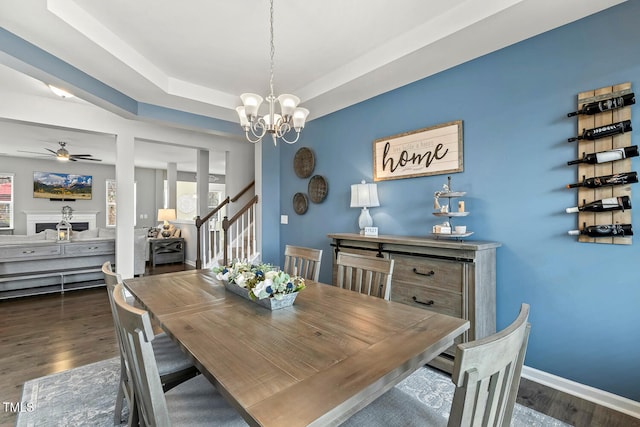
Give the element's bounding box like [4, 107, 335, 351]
[33, 171, 92, 200]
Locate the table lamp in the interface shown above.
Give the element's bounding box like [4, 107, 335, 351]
[157, 208, 176, 238]
[350, 180, 380, 234]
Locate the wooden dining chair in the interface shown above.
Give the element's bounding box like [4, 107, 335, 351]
[341, 303, 531, 427]
[283, 244, 323, 281]
[112, 283, 248, 427]
[335, 252, 394, 300]
[102, 262, 198, 425]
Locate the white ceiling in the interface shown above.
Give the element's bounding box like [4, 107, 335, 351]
[0, 64, 227, 173]
[0, 0, 627, 171]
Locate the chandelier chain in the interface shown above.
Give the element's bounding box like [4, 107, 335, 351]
[269, 0, 275, 96]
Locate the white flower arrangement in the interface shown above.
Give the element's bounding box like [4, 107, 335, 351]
[213, 261, 305, 300]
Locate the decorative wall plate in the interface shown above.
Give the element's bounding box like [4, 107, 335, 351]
[308, 175, 328, 203]
[178, 194, 196, 214]
[293, 192, 308, 215]
[294, 147, 315, 178]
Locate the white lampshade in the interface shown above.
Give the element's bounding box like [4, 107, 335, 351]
[292, 108, 310, 130]
[236, 106, 250, 128]
[240, 93, 263, 118]
[277, 94, 300, 117]
[350, 180, 380, 208]
[264, 113, 282, 127]
[157, 208, 176, 222]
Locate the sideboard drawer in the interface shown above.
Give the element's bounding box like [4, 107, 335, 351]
[391, 280, 463, 318]
[63, 241, 115, 256]
[0, 244, 61, 260]
[391, 254, 463, 293]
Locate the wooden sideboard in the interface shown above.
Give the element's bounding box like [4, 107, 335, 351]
[0, 239, 115, 299]
[328, 233, 500, 372]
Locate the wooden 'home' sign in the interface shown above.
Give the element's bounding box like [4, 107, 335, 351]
[373, 120, 463, 182]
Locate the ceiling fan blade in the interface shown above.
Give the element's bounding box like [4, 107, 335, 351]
[70, 156, 102, 162]
[45, 148, 58, 155]
[69, 154, 93, 157]
[17, 150, 56, 156]
[68, 158, 78, 161]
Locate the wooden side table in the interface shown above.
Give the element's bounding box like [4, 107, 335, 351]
[149, 237, 185, 267]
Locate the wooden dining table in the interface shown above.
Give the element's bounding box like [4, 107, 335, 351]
[123, 269, 469, 427]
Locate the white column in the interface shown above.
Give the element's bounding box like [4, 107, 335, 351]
[115, 133, 136, 279]
[197, 150, 209, 217]
[167, 162, 177, 210]
[197, 149, 210, 265]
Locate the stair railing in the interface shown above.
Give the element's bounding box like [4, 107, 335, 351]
[195, 180, 256, 269]
[222, 194, 258, 266]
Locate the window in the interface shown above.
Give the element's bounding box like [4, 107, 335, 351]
[0, 174, 14, 229]
[106, 179, 136, 227]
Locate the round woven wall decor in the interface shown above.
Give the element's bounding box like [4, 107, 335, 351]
[308, 175, 328, 203]
[293, 147, 315, 178]
[293, 192, 308, 215]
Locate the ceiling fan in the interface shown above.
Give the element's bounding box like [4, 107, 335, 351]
[18, 141, 102, 162]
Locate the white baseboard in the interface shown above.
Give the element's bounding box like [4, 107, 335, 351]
[522, 365, 640, 419]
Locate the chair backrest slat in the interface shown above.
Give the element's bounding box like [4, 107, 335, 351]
[102, 261, 128, 365]
[448, 303, 531, 427]
[113, 283, 172, 427]
[335, 252, 394, 300]
[284, 245, 323, 281]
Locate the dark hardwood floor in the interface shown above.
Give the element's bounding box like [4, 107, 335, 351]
[1, 261, 638, 427]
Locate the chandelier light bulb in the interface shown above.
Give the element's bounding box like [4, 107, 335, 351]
[240, 93, 263, 118]
[264, 113, 282, 127]
[235, 106, 250, 128]
[277, 94, 300, 117]
[292, 108, 310, 130]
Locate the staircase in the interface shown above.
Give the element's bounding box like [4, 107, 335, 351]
[195, 181, 259, 268]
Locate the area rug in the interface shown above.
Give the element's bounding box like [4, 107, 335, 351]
[17, 358, 570, 426]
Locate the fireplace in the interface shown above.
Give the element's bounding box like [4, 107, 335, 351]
[24, 211, 98, 235]
[35, 222, 90, 233]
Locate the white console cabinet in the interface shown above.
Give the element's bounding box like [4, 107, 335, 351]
[0, 239, 115, 299]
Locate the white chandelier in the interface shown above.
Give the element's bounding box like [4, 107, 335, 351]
[236, 0, 309, 145]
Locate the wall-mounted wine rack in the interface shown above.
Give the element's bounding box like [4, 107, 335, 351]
[568, 82, 634, 245]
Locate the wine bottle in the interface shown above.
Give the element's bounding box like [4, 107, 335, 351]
[568, 120, 632, 142]
[566, 171, 638, 188]
[568, 224, 633, 237]
[567, 146, 638, 165]
[567, 93, 635, 117]
[565, 196, 631, 213]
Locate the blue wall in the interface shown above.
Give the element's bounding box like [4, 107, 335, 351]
[273, 2, 640, 401]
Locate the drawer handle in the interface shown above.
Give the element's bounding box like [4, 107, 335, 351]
[22, 250, 35, 254]
[413, 268, 435, 277]
[412, 296, 435, 306]
[88, 246, 99, 250]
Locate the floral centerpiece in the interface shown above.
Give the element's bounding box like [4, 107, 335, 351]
[213, 261, 305, 310]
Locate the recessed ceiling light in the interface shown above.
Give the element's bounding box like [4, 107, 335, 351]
[48, 85, 75, 99]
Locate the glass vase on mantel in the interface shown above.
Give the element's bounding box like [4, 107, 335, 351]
[432, 176, 473, 239]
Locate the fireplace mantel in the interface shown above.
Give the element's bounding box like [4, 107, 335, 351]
[24, 211, 99, 235]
